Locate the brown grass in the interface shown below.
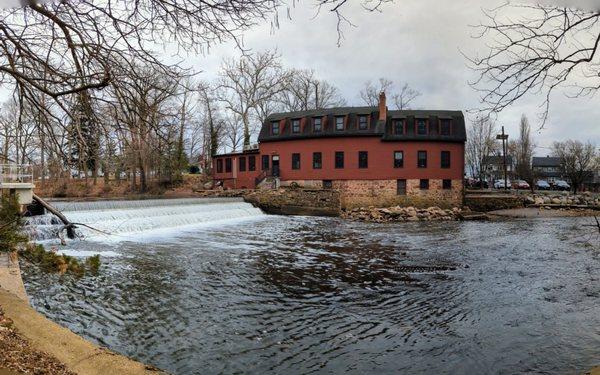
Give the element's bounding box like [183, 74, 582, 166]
[34, 174, 210, 199]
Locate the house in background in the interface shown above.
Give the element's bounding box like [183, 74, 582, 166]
[213, 93, 466, 208]
[532, 156, 564, 184]
[482, 155, 514, 182]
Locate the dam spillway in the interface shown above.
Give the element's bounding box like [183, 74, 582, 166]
[24, 198, 265, 241]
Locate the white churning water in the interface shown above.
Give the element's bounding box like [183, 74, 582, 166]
[24, 198, 265, 242]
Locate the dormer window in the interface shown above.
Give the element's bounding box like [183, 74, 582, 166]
[440, 119, 453, 135]
[335, 116, 344, 131]
[313, 117, 322, 132]
[358, 115, 368, 130]
[416, 119, 428, 135]
[271, 121, 280, 135]
[393, 119, 405, 135]
[291, 119, 300, 134]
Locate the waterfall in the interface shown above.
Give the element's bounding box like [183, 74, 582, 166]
[24, 198, 265, 242]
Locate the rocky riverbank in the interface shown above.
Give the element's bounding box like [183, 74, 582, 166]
[524, 192, 600, 207]
[342, 206, 466, 222]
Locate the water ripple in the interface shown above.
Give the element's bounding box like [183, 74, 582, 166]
[20, 212, 600, 374]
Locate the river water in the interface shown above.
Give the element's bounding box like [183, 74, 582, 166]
[21, 199, 600, 374]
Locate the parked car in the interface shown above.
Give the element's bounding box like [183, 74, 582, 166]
[471, 179, 489, 189]
[553, 180, 571, 191]
[494, 179, 511, 189]
[535, 180, 551, 190]
[512, 180, 530, 190]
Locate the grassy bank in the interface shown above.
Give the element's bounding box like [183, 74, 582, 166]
[34, 174, 208, 199]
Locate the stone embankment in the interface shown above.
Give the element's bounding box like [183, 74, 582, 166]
[342, 206, 471, 222]
[193, 188, 252, 198]
[244, 188, 340, 216]
[524, 193, 600, 208]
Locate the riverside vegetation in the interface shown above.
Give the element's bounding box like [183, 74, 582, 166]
[0, 195, 100, 276]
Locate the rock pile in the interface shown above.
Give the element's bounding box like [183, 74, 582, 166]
[342, 206, 463, 222]
[525, 193, 600, 207]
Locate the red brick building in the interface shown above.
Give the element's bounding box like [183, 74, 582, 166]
[213, 93, 466, 208]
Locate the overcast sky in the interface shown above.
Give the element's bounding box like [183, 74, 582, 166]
[1, 0, 598, 155]
[180, 0, 600, 156]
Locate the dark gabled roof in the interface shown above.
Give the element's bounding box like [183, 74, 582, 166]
[267, 106, 377, 120]
[258, 107, 466, 143]
[213, 148, 259, 158]
[532, 157, 561, 167]
[483, 155, 513, 165]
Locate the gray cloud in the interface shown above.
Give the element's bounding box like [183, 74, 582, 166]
[188, 0, 599, 152]
[1, 0, 598, 152]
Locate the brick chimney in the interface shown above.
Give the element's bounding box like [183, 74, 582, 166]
[378, 91, 387, 121]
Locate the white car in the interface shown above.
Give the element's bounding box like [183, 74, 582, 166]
[494, 179, 511, 189]
[535, 180, 551, 190]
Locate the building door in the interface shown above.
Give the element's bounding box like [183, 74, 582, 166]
[272, 155, 280, 177]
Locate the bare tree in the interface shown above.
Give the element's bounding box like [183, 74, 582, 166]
[393, 83, 421, 110]
[197, 81, 223, 173]
[359, 78, 420, 109]
[469, 4, 600, 124]
[465, 116, 498, 184]
[217, 50, 289, 147]
[552, 140, 597, 194]
[279, 69, 346, 111]
[509, 115, 536, 192]
[223, 114, 244, 152]
[359, 78, 394, 106]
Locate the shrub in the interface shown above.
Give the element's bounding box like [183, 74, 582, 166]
[0, 195, 28, 252]
[19, 243, 100, 277]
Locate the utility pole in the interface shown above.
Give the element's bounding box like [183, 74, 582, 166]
[496, 126, 509, 191]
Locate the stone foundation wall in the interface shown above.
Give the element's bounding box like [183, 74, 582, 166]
[283, 179, 464, 209]
[244, 188, 340, 216]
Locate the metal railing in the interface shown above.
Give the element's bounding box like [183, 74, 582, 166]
[0, 164, 33, 184]
[255, 169, 270, 187]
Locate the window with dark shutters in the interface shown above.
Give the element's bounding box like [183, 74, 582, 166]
[313, 152, 322, 169]
[335, 151, 344, 169]
[292, 119, 300, 133]
[239, 157, 246, 172]
[440, 119, 453, 135]
[261, 155, 269, 171]
[313, 117, 322, 132]
[417, 151, 427, 168]
[394, 151, 404, 168]
[393, 119, 405, 135]
[271, 121, 280, 135]
[441, 151, 451, 168]
[416, 119, 428, 135]
[358, 151, 368, 169]
[292, 153, 301, 170]
[358, 115, 368, 130]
